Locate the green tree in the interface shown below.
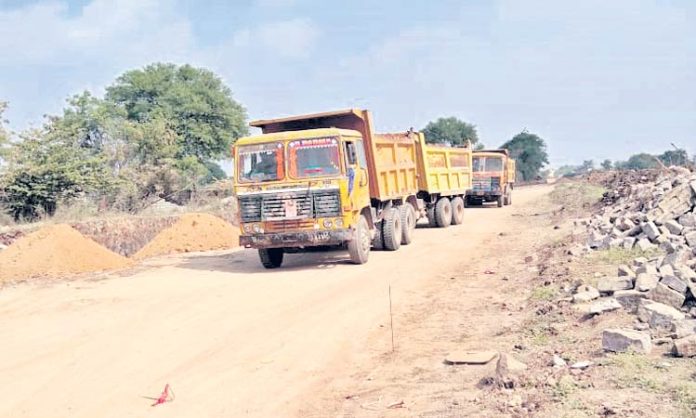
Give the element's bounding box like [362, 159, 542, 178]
[616, 153, 659, 170]
[105, 63, 248, 163]
[500, 131, 549, 181]
[1, 129, 112, 220]
[580, 160, 594, 173]
[422, 117, 479, 146]
[601, 159, 613, 170]
[658, 149, 689, 167]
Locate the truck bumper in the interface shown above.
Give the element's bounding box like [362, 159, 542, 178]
[240, 228, 354, 249]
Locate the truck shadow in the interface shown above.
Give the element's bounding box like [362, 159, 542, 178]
[177, 247, 351, 274]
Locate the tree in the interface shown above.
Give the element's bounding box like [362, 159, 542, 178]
[422, 117, 479, 146]
[658, 149, 689, 167]
[105, 63, 248, 164]
[616, 153, 659, 170]
[601, 159, 613, 170]
[580, 160, 594, 173]
[500, 131, 549, 181]
[0, 101, 9, 159]
[0, 129, 112, 220]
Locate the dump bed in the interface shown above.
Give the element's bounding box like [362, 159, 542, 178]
[251, 109, 419, 201]
[415, 134, 472, 195]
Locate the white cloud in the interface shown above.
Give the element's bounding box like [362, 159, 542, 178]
[0, 0, 194, 67]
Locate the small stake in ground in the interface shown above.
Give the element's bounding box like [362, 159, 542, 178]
[389, 285, 395, 353]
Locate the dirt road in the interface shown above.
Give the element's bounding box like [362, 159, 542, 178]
[0, 186, 551, 418]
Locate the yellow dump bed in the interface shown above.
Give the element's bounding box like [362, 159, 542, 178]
[372, 133, 419, 201]
[415, 134, 472, 195]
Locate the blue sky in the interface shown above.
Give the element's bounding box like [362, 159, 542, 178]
[1, 0, 695, 167]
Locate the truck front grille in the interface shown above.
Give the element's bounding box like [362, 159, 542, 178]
[313, 190, 341, 218]
[238, 189, 341, 222]
[472, 177, 501, 192]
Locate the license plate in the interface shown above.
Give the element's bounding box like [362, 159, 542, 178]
[284, 200, 297, 217]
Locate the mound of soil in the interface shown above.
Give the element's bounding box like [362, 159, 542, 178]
[134, 213, 239, 260]
[0, 224, 132, 283]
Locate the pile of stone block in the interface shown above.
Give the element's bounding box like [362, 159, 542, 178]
[573, 168, 696, 357]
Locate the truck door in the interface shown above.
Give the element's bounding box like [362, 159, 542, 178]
[344, 139, 371, 217]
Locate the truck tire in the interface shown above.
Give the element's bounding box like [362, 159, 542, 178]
[400, 204, 416, 245]
[427, 206, 438, 228]
[435, 198, 452, 228]
[451, 197, 465, 225]
[372, 223, 384, 250]
[259, 248, 283, 269]
[348, 215, 370, 264]
[497, 195, 504, 208]
[382, 208, 402, 251]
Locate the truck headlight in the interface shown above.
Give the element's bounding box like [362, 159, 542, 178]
[252, 224, 263, 233]
[334, 218, 343, 228]
[243, 224, 252, 233]
[323, 219, 333, 228]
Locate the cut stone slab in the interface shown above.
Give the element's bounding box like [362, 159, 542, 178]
[685, 231, 696, 248]
[573, 285, 600, 303]
[613, 290, 646, 313]
[672, 319, 696, 339]
[649, 283, 686, 309]
[637, 301, 686, 330]
[665, 220, 684, 235]
[618, 264, 636, 278]
[672, 335, 696, 357]
[635, 273, 659, 292]
[602, 329, 652, 354]
[552, 354, 567, 368]
[659, 264, 675, 278]
[678, 213, 696, 228]
[642, 221, 660, 240]
[444, 351, 498, 365]
[597, 277, 633, 293]
[660, 275, 688, 294]
[633, 257, 649, 267]
[636, 264, 659, 275]
[589, 298, 622, 315]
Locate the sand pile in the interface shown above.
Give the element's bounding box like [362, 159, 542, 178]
[0, 224, 132, 283]
[134, 213, 239, 259]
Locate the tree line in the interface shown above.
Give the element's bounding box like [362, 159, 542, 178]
[0, 64, 552, 222]
[0, 63, 248, 221]
[556, 148, 693, 177]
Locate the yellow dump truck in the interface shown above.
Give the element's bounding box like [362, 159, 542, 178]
[232, 109, 472, 268]
[466, 149, 516, 207]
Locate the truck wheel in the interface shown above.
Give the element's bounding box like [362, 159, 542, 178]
[382, 208, 402, 251]
[497, 195, 504, 208]
[400, 204, 416, 245]
[348, 215, 370, 264]
[435, 198, 452, 228]
[427, 206, 438, 228]
[372, 222, 384, 250]
[259, 248, 283, 269]
[451, 197, 465, 225]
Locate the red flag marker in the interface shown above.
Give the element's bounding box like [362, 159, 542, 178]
[151, 384, 174, 407]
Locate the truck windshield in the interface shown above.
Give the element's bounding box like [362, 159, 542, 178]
[288, 138, 341, 178]
[237, 143, 284, 182]
[473, 156, 503, 172]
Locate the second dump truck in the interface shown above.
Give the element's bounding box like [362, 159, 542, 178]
[232, 109, 472, 268]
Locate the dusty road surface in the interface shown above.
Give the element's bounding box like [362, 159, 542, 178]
[0, 186, 551, 418]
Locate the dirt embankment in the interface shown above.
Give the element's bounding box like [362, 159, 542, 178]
[0, 213, 239, 283]
[0, 224, 132, 283]
[134, 213, 239, 259]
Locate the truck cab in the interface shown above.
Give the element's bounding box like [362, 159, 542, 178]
[466, 150, 516, 207]
[233, 127, 372, 268]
